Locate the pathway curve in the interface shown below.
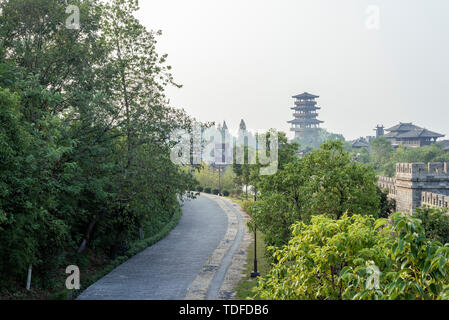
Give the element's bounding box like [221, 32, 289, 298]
[77, 194, 248, 300]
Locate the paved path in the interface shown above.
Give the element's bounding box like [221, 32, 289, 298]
[78, 195, 241, 300]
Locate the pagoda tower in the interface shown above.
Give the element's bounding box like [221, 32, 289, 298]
[288, 92, 323, 140]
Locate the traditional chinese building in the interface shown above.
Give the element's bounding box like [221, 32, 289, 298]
[288, 92, 323, 140]
[379, 122, 444, 148]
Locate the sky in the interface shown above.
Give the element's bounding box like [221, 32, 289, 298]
[135, 0, 449, 141]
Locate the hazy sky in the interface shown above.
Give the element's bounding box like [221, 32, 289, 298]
[135, 0, 449, 140]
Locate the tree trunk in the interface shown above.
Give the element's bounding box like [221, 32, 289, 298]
[77, 213, 101, 253]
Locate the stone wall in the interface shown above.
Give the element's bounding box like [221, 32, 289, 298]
[378, 176, 396, 199]
[378, 162, 449, 214]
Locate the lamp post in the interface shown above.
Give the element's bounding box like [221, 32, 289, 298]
[218, 165, 222, 196]
[251, 190, 259, 278]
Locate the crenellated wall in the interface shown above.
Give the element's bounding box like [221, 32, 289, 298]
[421, 192, 449, 211]
[396, 162, 449, 180]
[378, 162, 449, 213]
[378, 176, 397, 199]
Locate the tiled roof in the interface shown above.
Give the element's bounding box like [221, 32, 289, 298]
[386, 122, 422, 132]
[288, 118, 323, 125]
[352, 138, 369, 148]
[395, 128, 444, 139]
[385, 122, 444, 139]
[292, 92, 319, 100]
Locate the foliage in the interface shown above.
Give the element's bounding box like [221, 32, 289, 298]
[414, 207, 449, 244]
[194, 163, 236, 192]
[356, 137, 449, 177]
[223, 190, 230, 197]
[255, 213, 449, 300]
[0, 0, 197, 291]
[249, 140, 380, 247]
[212, 189, 220, 195]
[378, 186, 396, 218]
[204, 187, 212, 194]
[291, 128, 345, 150]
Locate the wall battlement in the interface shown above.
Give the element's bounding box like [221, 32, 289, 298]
[378, 176, 396, 197]
[396, 162, 449, 179]
[422, 192, 449, 210]
[378, 162, 449, 213]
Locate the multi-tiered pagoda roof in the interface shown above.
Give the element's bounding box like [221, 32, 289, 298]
[289, 92, 323, 138]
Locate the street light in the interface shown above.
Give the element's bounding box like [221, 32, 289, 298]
[251, 190, 259, 278]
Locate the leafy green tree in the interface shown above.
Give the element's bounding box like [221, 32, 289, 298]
[232, 146, 251, 199]
[413, 207, 449, 244]
[366, 138, 449, 177]
[378, 186, 396, 218]
[369, 137, 394, 174]
[251, 140, 380, 247]
[0, 0, 198, 292]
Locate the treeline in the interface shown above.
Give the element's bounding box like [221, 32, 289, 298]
[353, 137, 449, 176]
[193, 163, 237, 195]
[0, 0, 196, 294]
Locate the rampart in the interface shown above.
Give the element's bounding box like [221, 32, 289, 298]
[378, 162, 449, 213]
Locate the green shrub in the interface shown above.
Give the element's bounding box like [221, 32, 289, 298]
[212, 189, 220, 195]
[197, 186, 204, 192]
[223, 190, 230, 197]
[255, 213, 449, 300]
[414, 207, 449, 244]
[204, 187, 211, 194]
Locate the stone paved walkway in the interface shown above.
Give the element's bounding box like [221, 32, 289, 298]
[77, 194, 244, 300]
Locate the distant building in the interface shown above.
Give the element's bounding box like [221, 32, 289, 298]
[288, 92, 323, 140]
[374, 125, 385, 138]
[351, 137, 370, 149]
[377, 122, 444, 148]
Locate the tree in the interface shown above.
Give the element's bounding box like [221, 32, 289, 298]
[291, 128, 345, 150]
[232, 146, 251, 199]
[251, 140, 380, 247]
[369, 137, 394, 175]
[413, 207, 449, 244]
[378, 186, 396, 218]
[0, 0, 198, 291]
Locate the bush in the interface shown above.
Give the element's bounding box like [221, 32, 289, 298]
[204, 187, 211, 194]
[223, 190, 230, 197]
[212, 189, 220, 195]
[255, 213, 449, 300]
[197, 186, 204, 192]
[414, 207, 449, 244]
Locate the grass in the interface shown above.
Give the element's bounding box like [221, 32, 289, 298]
[228, 196, 271, 300]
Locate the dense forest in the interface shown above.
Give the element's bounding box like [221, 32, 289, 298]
[0, 0, 197, 297]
